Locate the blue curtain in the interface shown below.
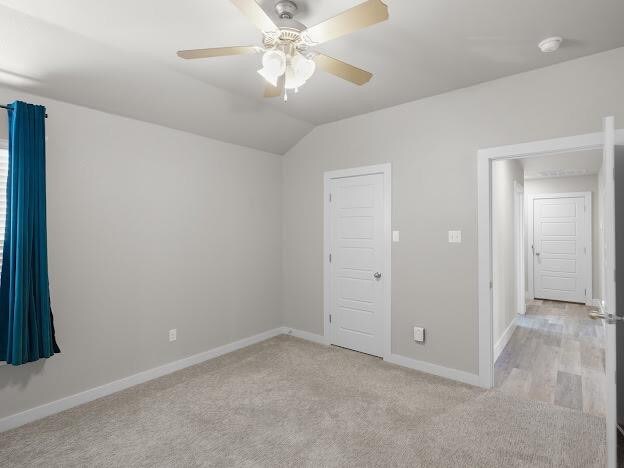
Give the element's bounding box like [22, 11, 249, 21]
[0, 101, 59, 365]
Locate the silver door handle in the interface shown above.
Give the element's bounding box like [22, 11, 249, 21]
[373, 272, 382, 280]
[589, 311, 624, 324]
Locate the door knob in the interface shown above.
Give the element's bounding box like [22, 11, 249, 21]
[589, 311, 624, 324]
[373, 272, 382, 280]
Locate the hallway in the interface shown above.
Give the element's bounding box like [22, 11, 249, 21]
[495, 299, 606, 417]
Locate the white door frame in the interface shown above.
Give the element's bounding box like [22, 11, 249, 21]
[478, 124, 624, 390]
[513, 181, 526, 315]
[323, 163, 392, 359]
[526, 191, 592, 304]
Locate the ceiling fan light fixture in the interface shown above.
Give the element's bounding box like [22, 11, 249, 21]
[285, 67, 306, 90]
[257, 49, 287, 86]
[262, 49, 287, 76]
[284, 53, 316, 90]
[257, 67, 279, 86]
[292, 53, 316, 81]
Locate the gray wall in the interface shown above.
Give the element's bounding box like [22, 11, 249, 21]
[524, 175, 602, 301]
[492, 159, 523, 346]
[0, 89, 283, 419]
[282, 47, 624, 375]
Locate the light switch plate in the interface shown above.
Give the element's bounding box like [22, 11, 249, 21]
[448, 230, 462, 243]
[169, 329, 177, 342]
[392, 230, 400, 242]
[413, 326, 425, 343]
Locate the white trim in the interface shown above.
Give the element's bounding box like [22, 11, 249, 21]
[385, 353, 480, 387]
[589, 298, 603, 308]
[526, 191, 592, 304]
[281, 327, 328, 345]
[603, 117, 617, 468]
[527, 194, 534, 301]
[323, 164, 392, 359]
[0, 327, 285, 433]
[514, 181, 525, 315]
[494, 316, 517, 363]
[282, 327, 480, 386]
[478, 128, 613, 389]
[479, 132, 604, 160]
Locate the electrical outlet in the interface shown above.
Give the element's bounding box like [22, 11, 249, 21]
[169, 329, 177, 342]
[413, 326, 425, 343]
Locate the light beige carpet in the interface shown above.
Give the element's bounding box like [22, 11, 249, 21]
[0, 335, 606, 467]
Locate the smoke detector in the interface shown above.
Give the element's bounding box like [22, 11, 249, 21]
[538, 37, 562, 53]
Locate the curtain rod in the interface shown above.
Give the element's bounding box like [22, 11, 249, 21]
[0, 104, 48, 118]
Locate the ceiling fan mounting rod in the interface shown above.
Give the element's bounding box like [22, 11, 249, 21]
[275, 0, 298, 19]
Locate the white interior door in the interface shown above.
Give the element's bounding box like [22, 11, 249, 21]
[329, 173, 386, 357]
[532, 195, 588, 303]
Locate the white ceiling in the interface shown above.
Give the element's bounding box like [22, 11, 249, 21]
[0, 0, 623, 153]
[522, 150, 603, 180]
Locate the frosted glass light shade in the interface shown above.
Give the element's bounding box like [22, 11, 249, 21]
[285, 53, 316, 90]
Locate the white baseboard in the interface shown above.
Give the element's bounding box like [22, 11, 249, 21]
[1, 325, 492, 432]
[281, 327, 480, 387]
[384, 353, 481, 387]
[0, 327, 284, 433]
[589, 298, 603, 308]
[280, 327, 328, 345]
[494, 317, 517, 363]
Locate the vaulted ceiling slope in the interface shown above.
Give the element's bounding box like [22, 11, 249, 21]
[0, 4, 313, 154]
[1, 1, 623, 154]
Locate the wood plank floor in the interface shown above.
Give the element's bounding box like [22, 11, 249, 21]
[494, 299, 606, 417]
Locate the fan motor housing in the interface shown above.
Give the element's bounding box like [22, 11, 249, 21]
[264, 1, 307, 52]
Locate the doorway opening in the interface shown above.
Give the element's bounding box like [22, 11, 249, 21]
[478, 118, 622, 467]
[492, 149, 606, 417]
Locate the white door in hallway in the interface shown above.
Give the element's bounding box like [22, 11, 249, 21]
[532, 194, 590, 303]
[329, 172, 387, 357]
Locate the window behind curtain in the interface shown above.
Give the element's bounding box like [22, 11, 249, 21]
[0, 147, 7, 272]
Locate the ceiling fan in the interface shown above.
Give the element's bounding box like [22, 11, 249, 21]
[177, 0, 389, 101]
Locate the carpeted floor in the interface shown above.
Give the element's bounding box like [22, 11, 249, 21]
[0, 335, 607, 467]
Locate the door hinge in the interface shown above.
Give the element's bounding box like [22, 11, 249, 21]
[490, 280, 493, 289]
[329, 253, 332, 263]
[329, 193, 332, 202]
[329, 314, 332, 324]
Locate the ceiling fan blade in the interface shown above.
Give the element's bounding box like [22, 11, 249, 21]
[230, 0, 278, 33]
[177, 46, 261, 59]
[313, 54, 372, 85]
[303, 0, 388, 45]
[264, 74, 285, 98]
